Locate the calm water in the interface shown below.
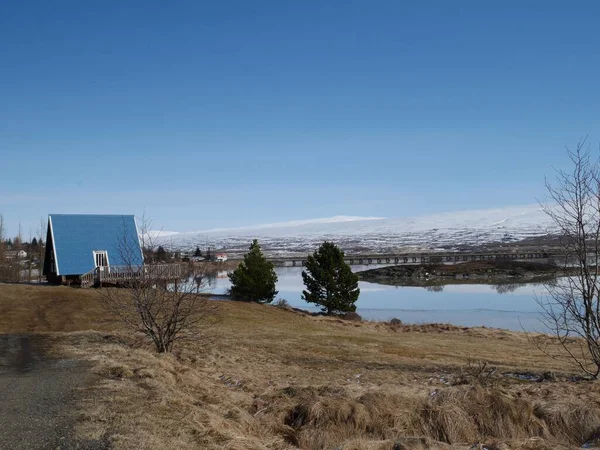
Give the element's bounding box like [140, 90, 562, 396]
[207, 266, 550, 332]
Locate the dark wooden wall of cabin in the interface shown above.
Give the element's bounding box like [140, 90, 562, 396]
[42, 222, 58, 283]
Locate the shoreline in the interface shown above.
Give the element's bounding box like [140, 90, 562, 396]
[356, 260, 566, 287]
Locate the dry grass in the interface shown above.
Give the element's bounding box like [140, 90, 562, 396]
[1, 283, 600, 449]
[0, 283, 119, 333]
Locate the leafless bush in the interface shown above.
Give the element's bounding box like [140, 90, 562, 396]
[98, 215, 219, 353]
[0, 215, 21, 283]
[342, 311, 362, 322]
[273, 298, 291, 309]
[537, 138, 600, 378]
[457, 359, 497, 386]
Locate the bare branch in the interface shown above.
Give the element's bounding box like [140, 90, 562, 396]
[96, 215, 219, 353]
[537, 138, 600, 378]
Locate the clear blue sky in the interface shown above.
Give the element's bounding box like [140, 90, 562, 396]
[1, 1, 599, 237]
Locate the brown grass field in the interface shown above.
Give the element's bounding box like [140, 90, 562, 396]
[1, 283, 600, 449]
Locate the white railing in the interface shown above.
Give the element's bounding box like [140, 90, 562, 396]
[80, 269, 97, 288]
[79, 264, 185, 288]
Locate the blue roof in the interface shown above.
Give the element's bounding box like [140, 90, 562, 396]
[49, 214, 143, 275]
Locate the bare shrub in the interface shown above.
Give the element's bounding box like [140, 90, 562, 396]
[99, 272, 219, 353]
[98, 215, 219, 353]
[342, 311, 362, 322]
[538, 139, 600, 378]
[0, 214, 21, 283]
[273, 298, 291, 309]
[457, 359, 498, 386]
[0, 214, 5, 277]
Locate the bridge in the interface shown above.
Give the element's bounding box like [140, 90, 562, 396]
[267, 251, 554, 267]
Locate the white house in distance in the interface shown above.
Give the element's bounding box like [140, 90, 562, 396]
[215, 253, 228, 262]
[4, 250, 27, 260]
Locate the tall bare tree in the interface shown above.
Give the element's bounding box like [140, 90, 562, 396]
[0, 214, 19, 283]
[26, 229, 33, 282]
[37, 217, 46, 283]
[0, 214, 5, 279]
[98, 215, 219, 353]
[538, 138, 600, 378]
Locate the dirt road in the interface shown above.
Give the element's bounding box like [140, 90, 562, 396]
[0, 334, 107, 450]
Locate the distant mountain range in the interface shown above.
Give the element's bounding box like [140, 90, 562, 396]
[152, 204, 556, 256]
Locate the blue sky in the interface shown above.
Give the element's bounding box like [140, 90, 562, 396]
[1, 1, 599, 237]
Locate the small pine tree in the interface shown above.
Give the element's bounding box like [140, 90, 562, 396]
[302, 242, 360, 315]
[194, 247, 202, 257]
[156, 246, 168, 262]
[229, 240, 278, 303]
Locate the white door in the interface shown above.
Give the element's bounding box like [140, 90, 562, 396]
[93, 251, 109, 270]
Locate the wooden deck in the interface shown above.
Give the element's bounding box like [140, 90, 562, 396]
[80, 264, 184, 288]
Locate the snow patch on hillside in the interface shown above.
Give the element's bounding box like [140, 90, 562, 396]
[151, 204, 556, 255]
[177, 215, 385, 235]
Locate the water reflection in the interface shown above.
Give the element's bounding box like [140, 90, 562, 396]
[202, 265, 551, 332]
[492, 283, 520, 294]
[425, 285, 444, 292]
[198, 270, 229, 291]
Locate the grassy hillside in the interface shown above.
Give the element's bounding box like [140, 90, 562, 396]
[1, 283, 599, 449]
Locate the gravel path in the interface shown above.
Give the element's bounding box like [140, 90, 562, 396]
[0, 334, 108, 450]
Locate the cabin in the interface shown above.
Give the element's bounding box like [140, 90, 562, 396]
[215, 253, 228, 262]
[43, 214, 144, 285]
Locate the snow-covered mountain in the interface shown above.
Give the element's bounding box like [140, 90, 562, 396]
[153, 204, 556, 256]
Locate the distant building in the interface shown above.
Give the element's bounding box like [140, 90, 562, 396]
[215, 253, 228, 262]
[4, 250, 27, 260]
[43, 214, 143, 284]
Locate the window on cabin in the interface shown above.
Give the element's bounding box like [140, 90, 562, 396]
[94, 251, 109, 268]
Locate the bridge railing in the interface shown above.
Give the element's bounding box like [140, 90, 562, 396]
[80, 264, 185, 288]
[268, 251, 554, 267]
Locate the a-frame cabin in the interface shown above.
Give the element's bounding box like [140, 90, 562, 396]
[43, 214, 143, 285]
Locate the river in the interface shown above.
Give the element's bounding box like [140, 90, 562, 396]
[206, 265, 551, 332]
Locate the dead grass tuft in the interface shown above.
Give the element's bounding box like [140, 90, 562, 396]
[533, 399, 600, 444]
[262, 384, 600, 449]
[105, 363, 134, 379]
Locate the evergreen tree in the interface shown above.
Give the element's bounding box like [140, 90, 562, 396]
[156, 246, 168, 262]
[302, 242, 360, 315]
[229, 240, 278, 303]
[194, 247, 202, 257]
